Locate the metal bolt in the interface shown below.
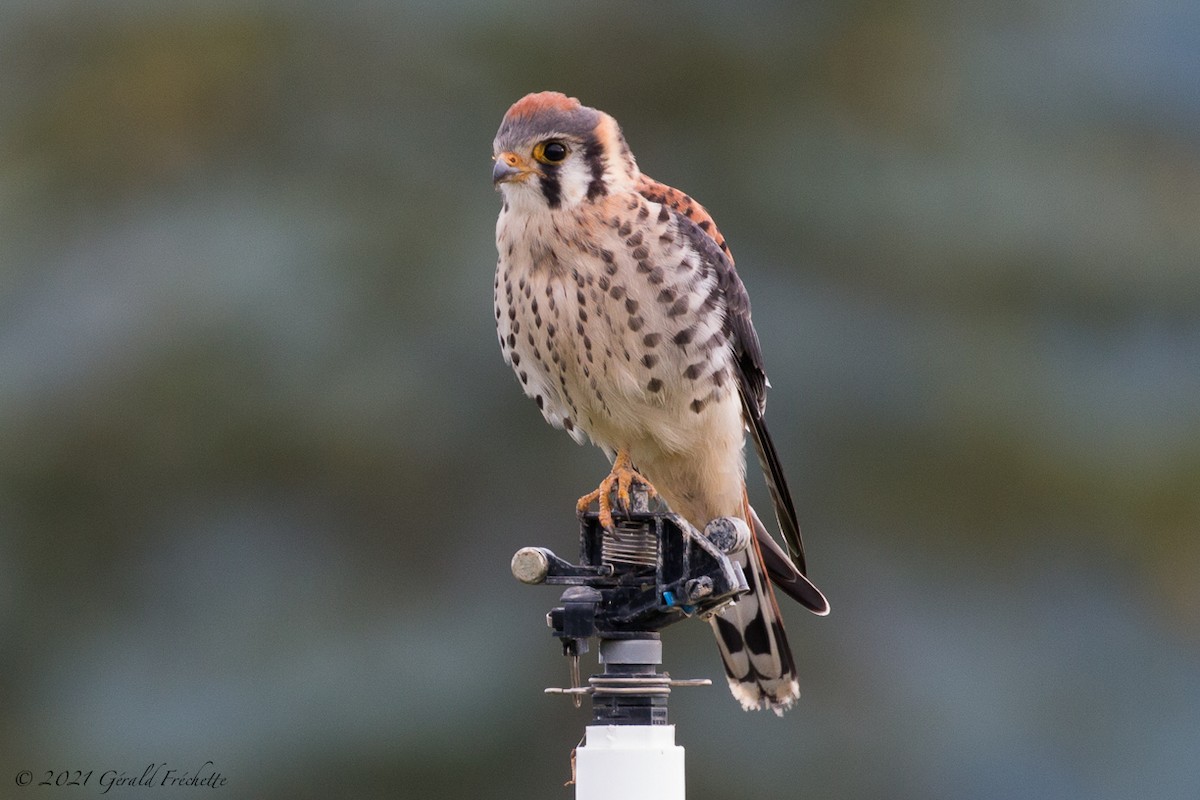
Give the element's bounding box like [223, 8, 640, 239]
[511, 547, 550, 584]
[703, 517, 750, 555]
[686, 576, 713, 601]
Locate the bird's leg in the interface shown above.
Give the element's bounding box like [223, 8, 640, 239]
[576, 449, 658, 530]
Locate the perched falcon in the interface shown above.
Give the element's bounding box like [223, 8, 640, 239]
[492, 92, 828, 713]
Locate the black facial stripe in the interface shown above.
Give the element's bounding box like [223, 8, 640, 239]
[583, 134, 607, 200]
[539, 166, 562, 208]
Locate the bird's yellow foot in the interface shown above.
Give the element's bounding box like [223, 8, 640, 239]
[576, 450, 658, 530]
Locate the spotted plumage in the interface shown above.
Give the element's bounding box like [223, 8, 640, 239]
[492, 92, 828, 713]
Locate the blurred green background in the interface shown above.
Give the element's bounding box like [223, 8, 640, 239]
[2, 1, 1198, 798]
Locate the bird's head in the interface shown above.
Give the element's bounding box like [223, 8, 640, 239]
[492, 92, 638, 211]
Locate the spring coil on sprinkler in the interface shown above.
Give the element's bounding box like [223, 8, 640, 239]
[601, 520, 657, 567]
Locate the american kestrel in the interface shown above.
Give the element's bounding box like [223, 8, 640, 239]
[492, 92, 829, 713]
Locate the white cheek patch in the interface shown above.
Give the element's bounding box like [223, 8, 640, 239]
[556, 154, 593, 207]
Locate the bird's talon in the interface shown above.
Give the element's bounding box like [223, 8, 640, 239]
[577, 449, 657, 529]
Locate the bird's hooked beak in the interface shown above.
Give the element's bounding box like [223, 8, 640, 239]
[492, 151, 536, 186]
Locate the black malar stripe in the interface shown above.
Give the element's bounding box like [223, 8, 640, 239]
[539, 166, 562, 208]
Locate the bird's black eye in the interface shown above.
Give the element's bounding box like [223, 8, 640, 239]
[534, 140, 568, 164]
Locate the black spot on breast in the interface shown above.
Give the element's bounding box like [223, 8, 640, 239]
[625, 298, 639, 315]
[690, 397, 707, 413]
[628, 315, 644, 332]
[642, 332, 661, 347]
[507, 306, 516, 321]
[511, 320, 520, 334]
[648, 268, 665, 286]
[511, 352, 521, 366]
[637, 205, 649, 220]
[673, 327, 696, 346]
[609, 284, 625, 300]
[646, 378, 663, 393]
[631, 245, 649, 260]
[618, 220, 632, 236]
[683, 363, 702, 379]
[577, 289, 586, 306]
[598, 275, 610, 291]
[564, 417, 574, 431]
[519, 370, 528, 384]
[536, 394, 544, 410]
[667, 297, 688, 317]
[657, 206, 670, 223]
[506, 333, 516, 348]
[627, 231, 643, 247]
[641, 354, 658, 368]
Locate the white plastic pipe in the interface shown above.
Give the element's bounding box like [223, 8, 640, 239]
[575, 724, 685, 800]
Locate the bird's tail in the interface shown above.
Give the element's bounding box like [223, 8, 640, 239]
[708, 503, 802, 714]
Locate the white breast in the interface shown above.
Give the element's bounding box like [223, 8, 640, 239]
[495, 192, 748, 520]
